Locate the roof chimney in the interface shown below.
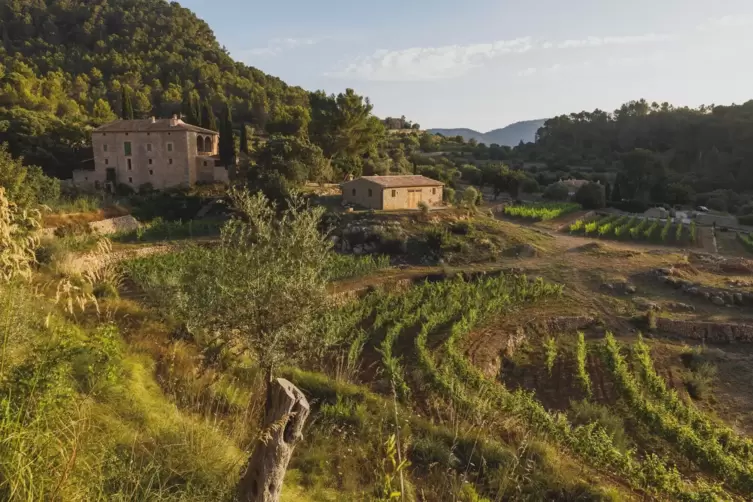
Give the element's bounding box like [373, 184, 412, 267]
[150, 116, 156, 124]
[170, 114, 179, 127]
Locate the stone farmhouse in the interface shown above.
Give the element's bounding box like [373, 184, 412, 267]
[341, 175, 444, 210]
[559, 178, 589, 196]
[72, 116, 228, 191]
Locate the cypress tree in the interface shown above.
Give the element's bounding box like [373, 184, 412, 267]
[219, 103, 235, 167]
[201, 99, 217, 131]
[612, 177, 623, 202]
[239, 122, 249, 155]
[121, 86, 134, 120]
[181, 90, 200, 125]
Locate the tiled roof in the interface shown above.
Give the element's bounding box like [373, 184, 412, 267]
[94, 118, 218, 134]
[352, 175, 444, 188]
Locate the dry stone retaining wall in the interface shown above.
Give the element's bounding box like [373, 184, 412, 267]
[656, 318, 753, 343]
[653, 267, 753, 308]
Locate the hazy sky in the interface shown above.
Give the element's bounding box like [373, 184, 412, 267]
[181, 0, 753, 131]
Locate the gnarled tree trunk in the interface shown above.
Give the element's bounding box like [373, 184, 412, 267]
[236, 378, 310, 502]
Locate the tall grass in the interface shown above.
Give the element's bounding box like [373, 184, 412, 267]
[48, 195, 104, 214]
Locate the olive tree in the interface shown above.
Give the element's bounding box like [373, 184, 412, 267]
[164, 188, 333, 381]
[151, 188, 335, 501]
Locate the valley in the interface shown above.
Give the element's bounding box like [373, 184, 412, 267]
[2, 0, 753, 501]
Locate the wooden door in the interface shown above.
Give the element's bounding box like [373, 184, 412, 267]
[408, 189, 422, 209]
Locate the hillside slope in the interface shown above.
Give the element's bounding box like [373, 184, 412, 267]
[428, 119, 546, 146]
[0, 0, 307, 176]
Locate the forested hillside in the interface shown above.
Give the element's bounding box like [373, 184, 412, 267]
[0, 0, 351, 179]
[521, 100, 753, 199]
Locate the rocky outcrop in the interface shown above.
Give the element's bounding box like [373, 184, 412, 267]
[336, 219, 406, 254]
[602, 281, 637, 295]
[656, 318, 753, 343]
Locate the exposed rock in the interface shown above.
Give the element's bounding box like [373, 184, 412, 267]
[352, 245, 364, 255]
[711, 295, 725, 306]
[735, 293, 744, 306]
[633, 297, 659, 310]
[625, 284, 637, 294]
[667, 302, 695, 312]
[507, 243, 538, 258]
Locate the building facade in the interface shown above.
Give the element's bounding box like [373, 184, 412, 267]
[72, 116, 228, 191]
[341, 175, 444, 210]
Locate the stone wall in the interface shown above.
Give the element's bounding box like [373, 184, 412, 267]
[656, 318, 753, 343]
[653, 267, 753, 307]
[89, 215, 141, 235]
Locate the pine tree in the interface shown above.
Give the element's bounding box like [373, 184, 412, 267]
[239, 122, 249, 155]
[219, 103, 235, 167]
[201, 99, 217, 131]
[121, 86, 134, 120]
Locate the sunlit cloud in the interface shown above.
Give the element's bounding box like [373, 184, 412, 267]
[328, 37, 533, 81]
[331, 31, 673, 81]
[557, 33, 673, 49]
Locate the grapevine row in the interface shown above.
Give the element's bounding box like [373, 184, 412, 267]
[603, 333, 753, 493]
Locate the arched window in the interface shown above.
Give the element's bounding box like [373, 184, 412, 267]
[204, 136, 213, 153]
[196, 136, 205, 153]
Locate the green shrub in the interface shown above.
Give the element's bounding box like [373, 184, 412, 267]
[425, 226, 451, 251]
[683, 366, 716, 400]
[569, 400, 629, 452]
[443, 187, 456, 205]
[462, 187, 479, 208]
[542, 182, 570, 201]
[575, 182, 606, 209]
[450, 221, 473, 235]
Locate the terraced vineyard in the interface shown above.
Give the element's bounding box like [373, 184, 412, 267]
[569, 214, 697, 246]
[303, 273, 741, 500]
[502, 202, 581, 221]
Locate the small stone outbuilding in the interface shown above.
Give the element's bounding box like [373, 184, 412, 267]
[341, 175, 444, 210]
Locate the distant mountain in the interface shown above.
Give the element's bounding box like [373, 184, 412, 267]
[427, 119, 547, 146]
[424, 128, 487, 143]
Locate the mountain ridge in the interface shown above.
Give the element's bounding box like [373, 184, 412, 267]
[427, 119, 547, 146]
